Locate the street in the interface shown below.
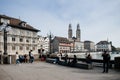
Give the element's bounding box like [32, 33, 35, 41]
[0, 62, 120, 80]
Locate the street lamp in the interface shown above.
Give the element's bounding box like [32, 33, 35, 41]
[48, 32, 54, 55]
[49, 32, 52, 54]
[0, 22, 11, 64]
[72, 37, 77, 52]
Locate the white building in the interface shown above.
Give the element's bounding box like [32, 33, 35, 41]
[96, 41, 112, 52]
[38, 36, 49, 53]
[0, 15, 39, 55]
[74, 42, 84, 52]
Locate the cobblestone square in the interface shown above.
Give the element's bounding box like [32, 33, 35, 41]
[0, 62, 120, 80]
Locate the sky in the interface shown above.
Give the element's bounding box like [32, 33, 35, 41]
[0, 0, 120, 47]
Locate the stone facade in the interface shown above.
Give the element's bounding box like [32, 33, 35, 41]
[96, 41, 112, 52]
[52, 36, 71, 53]
[38, 36, 49, 53]
[84, 41, 95, 52]
[0, 15, 39, 55]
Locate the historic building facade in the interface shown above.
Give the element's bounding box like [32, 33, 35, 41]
[96, 41, 112, 52]
[68, 24, 81, 42]
[68, 24, 84, 52]
[84, 40, 95, 52]
[0, 15, 39, 55]
[38, 36, 49, 54]
[52, 36, 71, 53]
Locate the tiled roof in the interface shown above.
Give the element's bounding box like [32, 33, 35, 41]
[54, 36, 70, 44]
[97, 41, 110, 45]
[0, 14, 40, 32]
[84, 40, 93, 43]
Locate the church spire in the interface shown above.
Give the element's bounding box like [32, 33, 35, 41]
[76, 24, 81, 42]
[68, 24, 72, 41]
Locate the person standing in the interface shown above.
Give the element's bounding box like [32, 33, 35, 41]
[102, 51, 111, 73]
[16, 52, 19, 64]
[24, 54, 28, 63]
[29, 50, 34, 63]
[71, 55, 77, 66]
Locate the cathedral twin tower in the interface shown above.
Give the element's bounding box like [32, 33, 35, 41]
[68, 24, 81, 42]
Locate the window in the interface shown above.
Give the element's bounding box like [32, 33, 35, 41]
[27, 31, 30, 36]
[12, 37, 15, 41]
[26, 39, 29, 43]
[20, 38, 23, 42]
[33, 47, 35, 50]
[26, 46, 29, 50]
[33, 40, 35, 43]
[12, 46, 15, 50]
[33, 32, 36, 36]
[20, 46, 23, 50]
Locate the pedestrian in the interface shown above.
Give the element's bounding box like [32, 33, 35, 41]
[16, 52, 20, 64]
[71, 55, 77, 66]
[24, 54, 28, 63]
[102, 51, 111, 73]
[64, 53, 68, 63]
[58, 52, 62, 61]
[29, 50, 34, 63]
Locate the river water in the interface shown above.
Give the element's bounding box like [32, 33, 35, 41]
[65, 52, 120, 60]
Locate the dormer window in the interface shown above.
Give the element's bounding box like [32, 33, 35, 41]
[19, 21, 26, 27]
[1, 18, 10, 24]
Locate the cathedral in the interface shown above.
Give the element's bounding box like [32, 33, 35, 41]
[68, 24, 81, 42]
[68, 24, 84, 52]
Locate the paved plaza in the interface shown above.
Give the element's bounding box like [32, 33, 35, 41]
[0, 62, 120, 80]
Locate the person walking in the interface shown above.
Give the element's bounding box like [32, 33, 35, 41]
[102, 51, 111, 73]
[16, 52, 20, 64]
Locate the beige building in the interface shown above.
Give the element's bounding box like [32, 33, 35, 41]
[84, 41, 95, 52]
[0, 15, 39, 55]
[52, 36, 71, 53]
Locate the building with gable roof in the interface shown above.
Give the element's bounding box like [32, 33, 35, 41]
[52, 36, 71, 53]
[96, 40, 112, 52]
[0, 14, 39, 55]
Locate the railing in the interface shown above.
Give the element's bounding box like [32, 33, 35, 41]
[49, 56, 114, 65]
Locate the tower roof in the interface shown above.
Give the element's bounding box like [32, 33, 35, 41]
[77, 24, 80, 30]
[69, 24, 72, 29]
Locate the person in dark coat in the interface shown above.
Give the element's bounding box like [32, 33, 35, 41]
[86, 53, 92, 64]
[71, 55, 77, 66]
[102, 51, 111, 73]
[29, 50, 34, 63]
